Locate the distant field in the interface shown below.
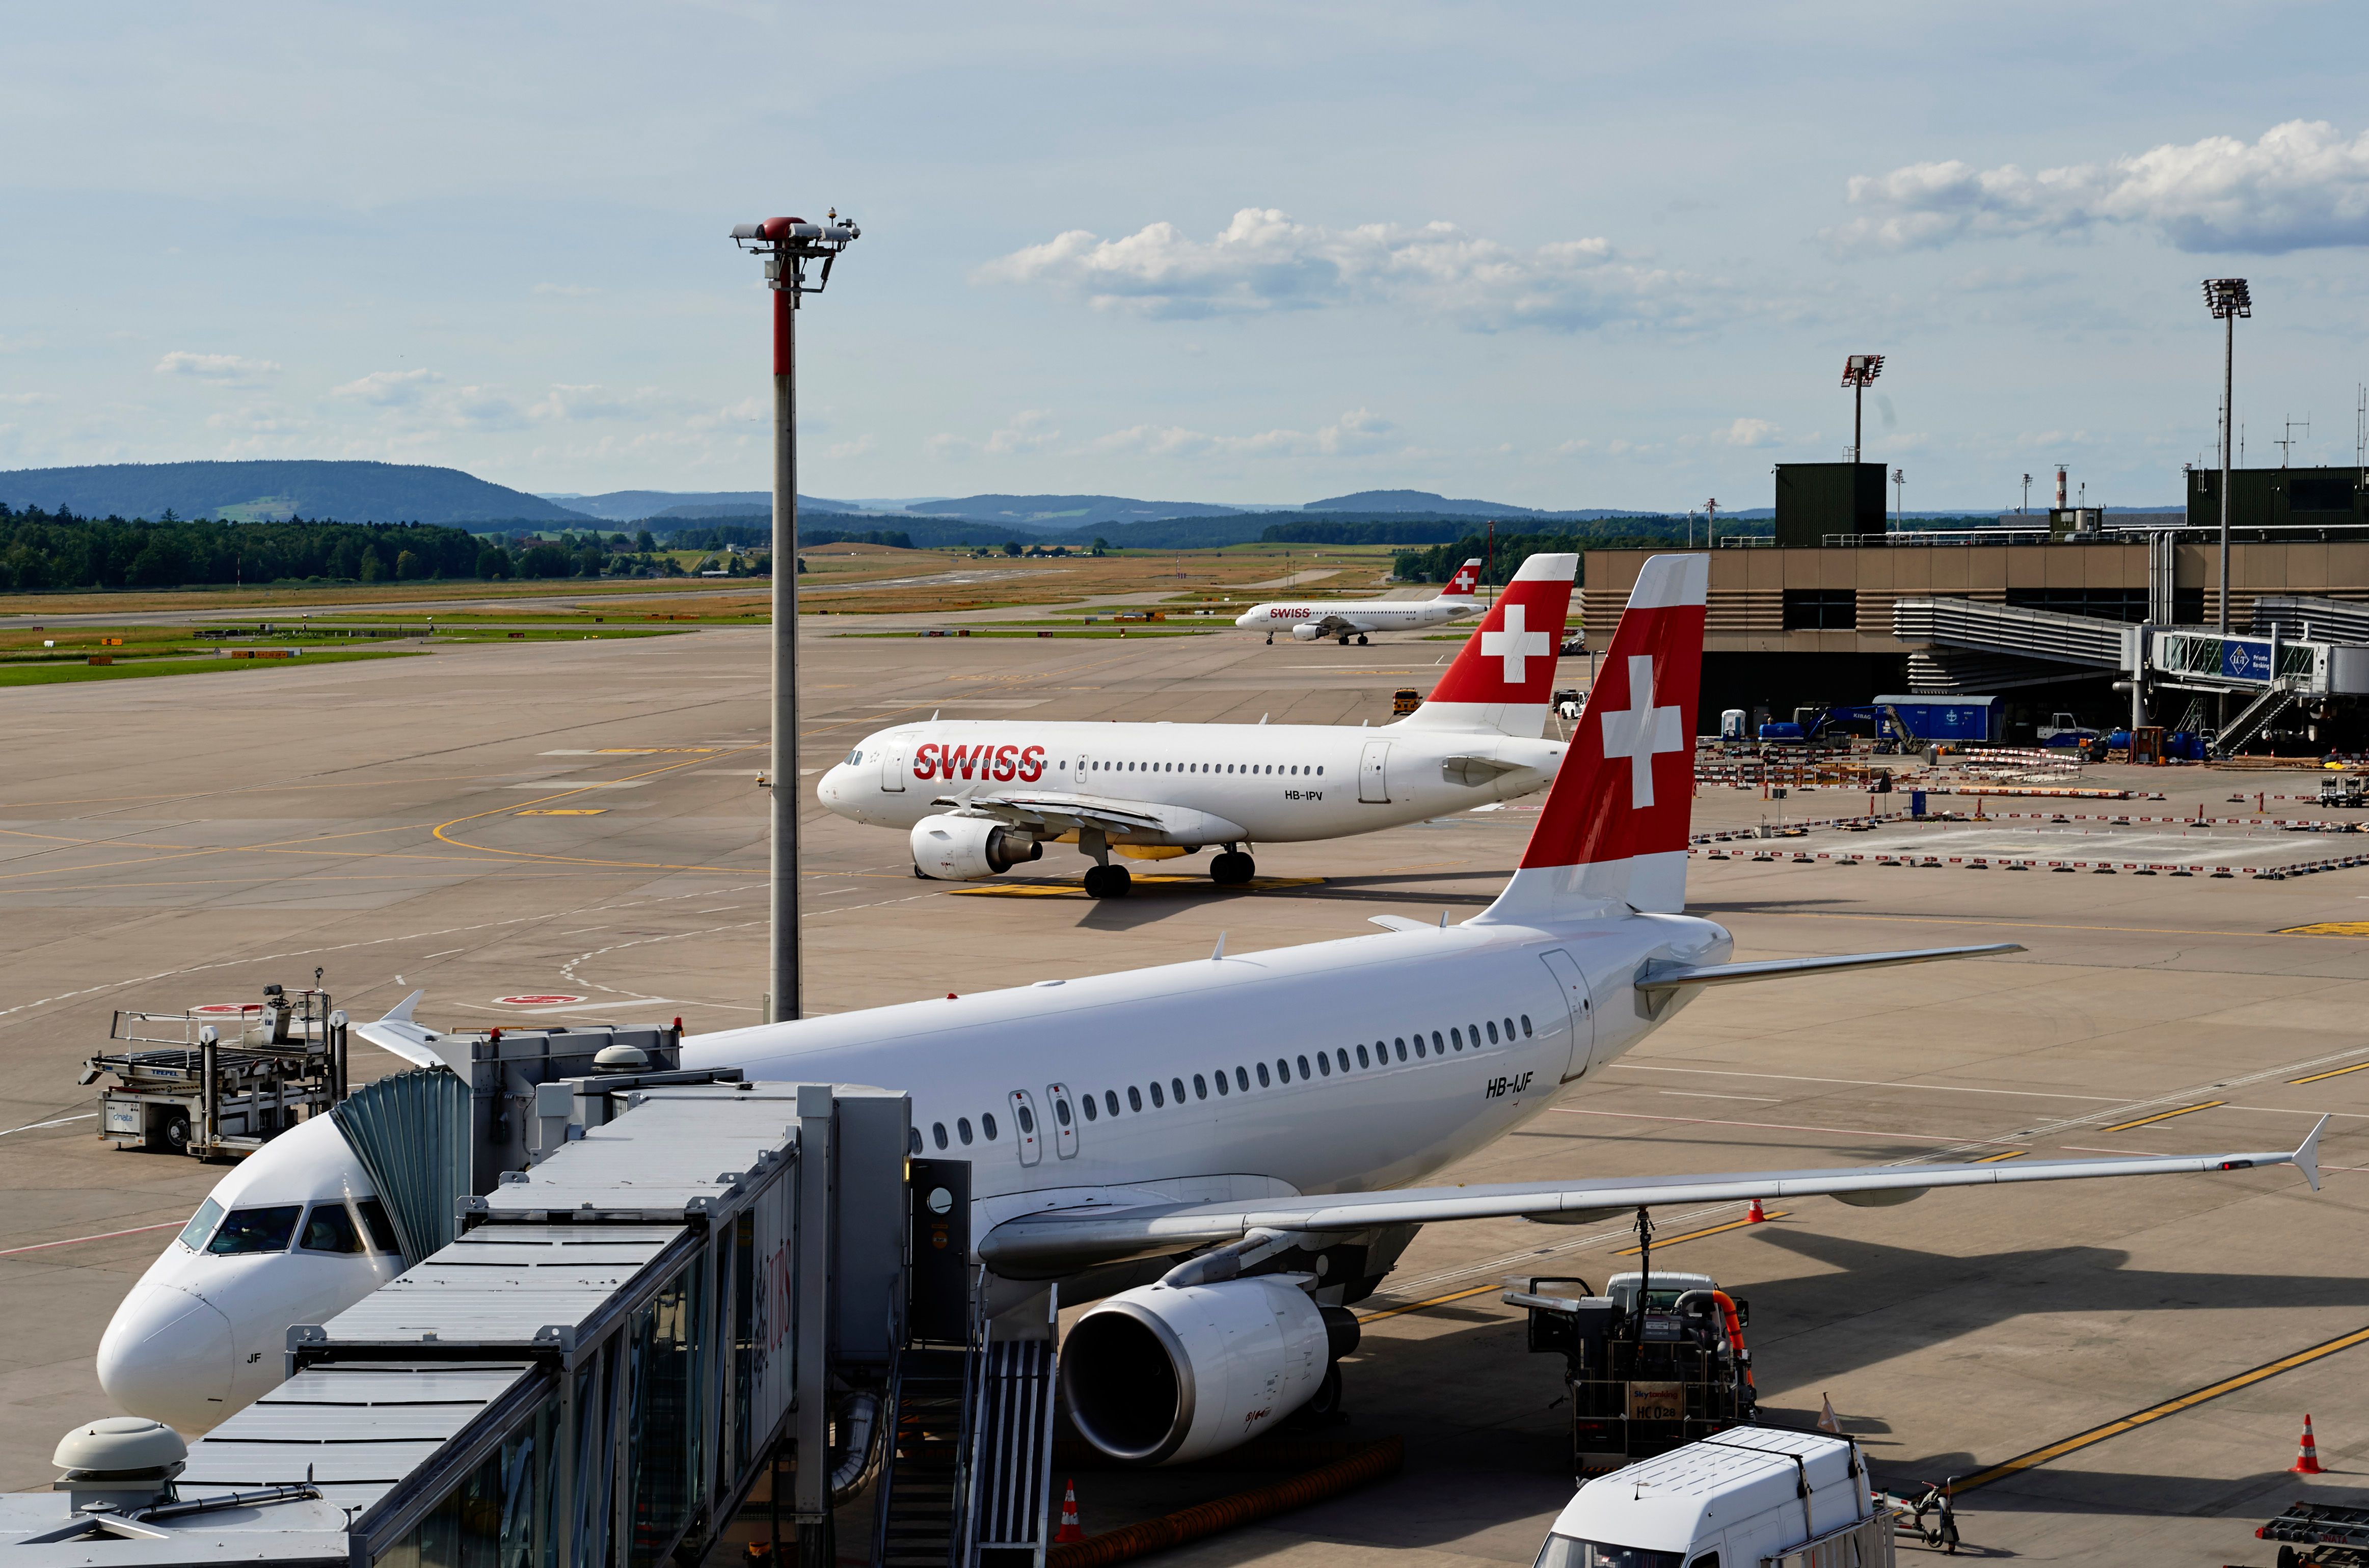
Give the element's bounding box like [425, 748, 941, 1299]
[0, 649, 421, 687]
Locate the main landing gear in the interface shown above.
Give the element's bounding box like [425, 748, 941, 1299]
[1357, 634, 1368, 645]
[1210, 850, 1255, 885]
[1082, 864, 1133, 899]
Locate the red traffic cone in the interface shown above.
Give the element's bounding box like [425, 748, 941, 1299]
[1746, 1198, 1767, 1225]
[1055, 1478, 1086, 1543]
[2293, 1414, 2326, 1474]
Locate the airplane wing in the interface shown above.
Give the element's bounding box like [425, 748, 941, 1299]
[976, 1118, 2327, 1276]
[934, 791, 1245, 844]
[351, 991, 467, 1072]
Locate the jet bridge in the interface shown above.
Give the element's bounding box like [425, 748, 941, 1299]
[5, 1078, 1054, 1568]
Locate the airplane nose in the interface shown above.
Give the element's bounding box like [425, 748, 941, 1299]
[97, 1282, 235, 1432]
[1234, 612, 1256, 628]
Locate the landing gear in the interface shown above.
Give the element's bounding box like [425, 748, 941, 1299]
[1356, 634, 1368, 645]
[1210, 850, 1255, 885]
[1265, 632, 1274, 645]
[1082, 863, 1133, 899]
[1337, 634, 1351, 646]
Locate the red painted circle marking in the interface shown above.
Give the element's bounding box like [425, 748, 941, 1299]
[189, 1003, 264, 1015]
[494, 993, 587, 1007]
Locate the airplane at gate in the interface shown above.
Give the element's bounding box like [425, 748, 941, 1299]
[819, 553, 1579, 897]
[1235, 557, 1483, 644]
[96, 554, 2327, 1459]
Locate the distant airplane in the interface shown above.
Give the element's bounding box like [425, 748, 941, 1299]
[97, 552, 2325, 1453]
[1237, 557, 1483, 643]
[821, 554, 1577, 896]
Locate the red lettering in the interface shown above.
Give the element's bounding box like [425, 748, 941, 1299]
[952, 744, 979, 780]
[993, 744, 1018, 782]
[913, 743, 937, 780]
[1018, 745, 1045, 783]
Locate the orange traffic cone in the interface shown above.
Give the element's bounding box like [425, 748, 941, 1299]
[2293, 1415, 2326, 1474]
[1746, 1198, 1767, 1224]
[1055, 1478, 1086, 1543]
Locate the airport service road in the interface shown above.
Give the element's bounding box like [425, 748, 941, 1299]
[0, 633, 2362, 1567]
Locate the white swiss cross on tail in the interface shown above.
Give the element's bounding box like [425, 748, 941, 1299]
[1598, 655, 1684, 808]
[1480, 605, 1550, 685]
[1476, 553, 1707, 923]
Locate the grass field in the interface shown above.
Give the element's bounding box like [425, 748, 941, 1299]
[0, 649, 421, 687]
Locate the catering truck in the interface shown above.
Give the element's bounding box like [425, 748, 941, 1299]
[1533, 1428, 1890, 1568]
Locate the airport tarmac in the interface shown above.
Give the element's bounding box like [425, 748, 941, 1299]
[2, 621, 2365, 1566]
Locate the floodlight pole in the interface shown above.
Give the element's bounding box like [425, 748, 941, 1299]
[732, 213, 859, 1031]
[2219, 306, 2235, 633]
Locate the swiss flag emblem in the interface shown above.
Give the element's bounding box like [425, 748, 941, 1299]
[1517, 556, 1705, 870]
[1428, 574, 1574, 705]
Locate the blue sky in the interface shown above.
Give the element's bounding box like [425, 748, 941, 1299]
[5, 2, 2366, 510]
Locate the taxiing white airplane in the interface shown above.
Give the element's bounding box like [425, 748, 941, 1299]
[821, 554, 1580, 897]
[97, 554, 2326, 1462]
[1235, 557, 1484, 643]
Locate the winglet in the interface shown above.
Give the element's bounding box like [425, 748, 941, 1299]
[381, 989, 426, 1024]
[1211, 931, 1227, 961]
[2295, 1114, 2329, 1192]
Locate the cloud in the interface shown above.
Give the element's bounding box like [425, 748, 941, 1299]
[331, 368, 444, 405]
[155, 350, 280, 382]
[525, 383, 669, 422]
[1835, 121, 2369, 254]
[931, 410, 1062, 459]
[1715, 417, 1781, 447]
[981, 207, 1705, 331]
[1087, 408, 1398, 460]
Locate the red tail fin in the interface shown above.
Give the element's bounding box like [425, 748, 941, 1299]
[1437, 558, 1483, 599]
[1475, 553, 1707, 923]
[1394, 553, 1575, 735]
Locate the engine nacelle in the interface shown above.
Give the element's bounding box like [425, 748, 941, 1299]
[1290, 623, 1325, 641]
[1060, 1277, 1328, 1464]
[910, 814, 1042, 880]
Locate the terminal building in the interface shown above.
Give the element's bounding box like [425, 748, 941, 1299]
[1580, 462, 2369, 750]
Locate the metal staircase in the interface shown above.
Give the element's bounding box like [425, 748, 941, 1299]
[870, 1276, 1059, 1568]
[2216, 684, 2302, 754]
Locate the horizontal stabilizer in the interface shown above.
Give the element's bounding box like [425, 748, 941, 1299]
[1637, 942, 2024, 995]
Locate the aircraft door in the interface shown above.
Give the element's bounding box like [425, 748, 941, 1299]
[1045, 1083, 1079, 1158]
[1008, 1090, 1043, 1166]
[1538, 949, 1596, 1082]
[1359, 740, 1391, 803]
[881, 741, 908, 792]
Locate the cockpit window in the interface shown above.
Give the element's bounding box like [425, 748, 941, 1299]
[299, 1202, 364, 1254]
[357, 1198, 401, 1255]
[846, 749, 863, 766]
[206, 1204, 303, 1255]
[176, 1198, 223, 1253]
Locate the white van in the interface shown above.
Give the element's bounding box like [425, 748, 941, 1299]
[1533, 1427, 1890, 1568]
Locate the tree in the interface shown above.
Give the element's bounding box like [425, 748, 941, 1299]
[1002, 539, 1022, 557]
[359, 549, 387, 582]
[476, 547, 513, 580]
[396, 550, 426, 580]
[1090, 537, 1109, 557]
[518, 543, 573, 579]
[634, 529, 656, 552]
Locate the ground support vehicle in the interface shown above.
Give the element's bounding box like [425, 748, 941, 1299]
[2255, 1499, 2369, 1566]
[1533, 1427, 1890, 1568]
[83, 983, 348, 1158]
[1874, 1478, 1959, 1554]
[1506, 1249, 1757, 1476]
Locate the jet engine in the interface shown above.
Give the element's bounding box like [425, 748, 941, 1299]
[1060, 1276, 1355, 1464]
[1289, 623, 1325, 641]
[909, 815, 1042, 880]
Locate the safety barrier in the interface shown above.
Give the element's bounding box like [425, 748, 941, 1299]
[1692, 845, 2369, 879]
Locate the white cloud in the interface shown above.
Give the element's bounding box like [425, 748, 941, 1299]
[331, 368, 444, 405]
[981, 207, 1706, 331]
[1715, 417, 1781, 447]
[1835, 121, 2369, 255]
[155, 350, 280, 382]
[1087, 408, 1398, 460]
[825, 435, 875, 461]
[525, 383, 669, 422]
[931, 410, 1062, 460]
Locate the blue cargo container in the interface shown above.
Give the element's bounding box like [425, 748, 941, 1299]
[1868, 695, 2000, 743]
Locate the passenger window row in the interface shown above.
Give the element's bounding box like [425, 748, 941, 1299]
[926, 1109, 1003, 1151]
[1073, 1014, 1533, 1124]
[1085, 761, 1326, 777]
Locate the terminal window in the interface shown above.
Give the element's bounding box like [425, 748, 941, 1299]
[1781, 589, 1858, 630]
[2003, 587, 2204, 624]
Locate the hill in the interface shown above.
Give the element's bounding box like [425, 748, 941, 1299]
[0, 462, 597, 526]
[900, 494, 1250, 528]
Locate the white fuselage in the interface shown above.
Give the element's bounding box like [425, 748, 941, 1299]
[818, 720, 1564, 846]
[97, 906, 1725, 1428]
[1234, 596, 1478, 637]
